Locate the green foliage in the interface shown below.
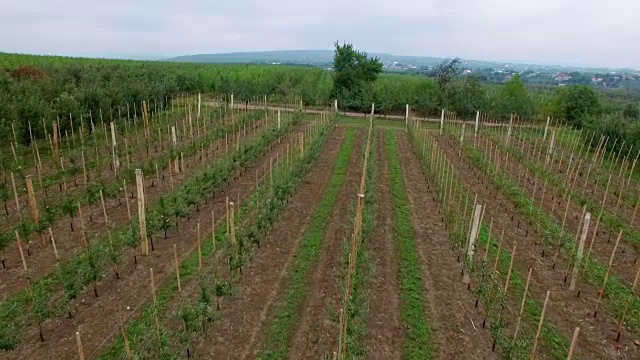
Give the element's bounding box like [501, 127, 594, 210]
[448, 76, 487, 118]
[492, 74, 534, 120]
[555, 85, 601, 127]
[623, 103, 639, 120]
[331, 42, 383, 112]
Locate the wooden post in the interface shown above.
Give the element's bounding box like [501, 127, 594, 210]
[16, 231, 28, 273]
[512, 268, 532, 345]
[110, 121, 118, 174]
[197, 222, 202, 270]
[212, 210, 216, 252]
[543, 116, 550, 141]
[504, 245, 516, 293]
[530, 290, 551, 359]
[100, 190, 109, 226]
[123, 179, 131, 221]
[135, 169, 149, 255]
[174, 244, 181, 292]
[229, 202, 237, 269]
[593, 230, 622, 317]
[226, 196, 230, 236]
[48, 227, 60, 262]
[197, 93, 201, 119]
[11, 172, 20, 216]
[76, 331, 85, 360]
[81, 151, 88, 186]
[474, 111, 480, 136]
[439, 109, 444, 135]
[52, 121, 59, 159]
[277, 109, 281, 129]
[25, 175, 40, 228]
[570, 212, 591, 291]
[567, 327, 580, 359]
[463, 204, 483, 284]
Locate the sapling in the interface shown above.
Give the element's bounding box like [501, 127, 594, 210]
[158, 197, 171, 238]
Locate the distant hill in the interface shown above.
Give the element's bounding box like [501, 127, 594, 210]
[163, 50, 447, 67]
[163, 50, 335, 66]
[162, 50, 634, 76]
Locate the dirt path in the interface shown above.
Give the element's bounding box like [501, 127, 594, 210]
[363, 129, 403, 360]
[6, 121, 307, 360]
[436, 134, 640, 360]
[285, 128, 364, 359]
[394, 131, 498, 360]
[190, 125, 348, 359]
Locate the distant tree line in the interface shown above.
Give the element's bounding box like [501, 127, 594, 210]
[1, 50, 639, 152]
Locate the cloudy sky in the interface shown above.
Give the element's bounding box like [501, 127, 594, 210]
[1, 0, 638, 68]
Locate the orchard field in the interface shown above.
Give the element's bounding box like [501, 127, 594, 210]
[2, 90, 639, 360]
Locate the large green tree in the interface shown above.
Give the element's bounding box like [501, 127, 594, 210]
[554, 85, 601, 126]
[492, 74, 534, 120]
[331, 42, 383, 111]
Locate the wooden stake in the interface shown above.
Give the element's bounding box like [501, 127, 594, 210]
[530, 290, 551, 359]
[150, 267, 157, 304]
[174, 244, 181, 292]
[16, 231, 28, 273]
[135, 169, 148, 255]
[211, 210, 216, 252]
[49, 227, 59, 262]
[197, 222, 202, 270]
[25, 175, 39, 225]
[570, 212, 591, 291]
[76, 331, 85, 360]
[504, 245, 516, 293]
[123, 179, 131, 221]
[567, 327, 580, 359]
[100, 190, 109, 226]
[10, 172, 20, 216]
[593, 230, 622, 317]
[512, 268, 532, 345]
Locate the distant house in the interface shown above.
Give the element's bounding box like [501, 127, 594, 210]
[554, 72, 572, 82]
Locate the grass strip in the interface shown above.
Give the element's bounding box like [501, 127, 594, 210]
[257, 126, 357, 360]
[385, 130, 434, 360]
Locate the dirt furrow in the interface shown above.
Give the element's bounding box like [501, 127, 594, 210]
[363, 128, 404, 360]
[395, 132, 498, 360]
[190, 125, 347, 359]
[437, 134, 640, 360]
[286, 128, 364, 359]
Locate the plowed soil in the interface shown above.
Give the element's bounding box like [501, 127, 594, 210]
[6, 120, 307, 360]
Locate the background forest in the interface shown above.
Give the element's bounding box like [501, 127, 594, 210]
[1, 50, 639, 153]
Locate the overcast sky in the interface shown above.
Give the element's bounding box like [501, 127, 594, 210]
[1, 0, 638, 68]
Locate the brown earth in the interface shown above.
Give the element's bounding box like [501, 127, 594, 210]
[496, 133, 640, 289]
[395, 131, 499, 360]
[436, 133, 639, 359]
[0, 107, 235, 231]
[190, 125, 350, 360]
[285, 128, 364, 359]
[0, 114, 272, 299]
[3, 118, 308, 360]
